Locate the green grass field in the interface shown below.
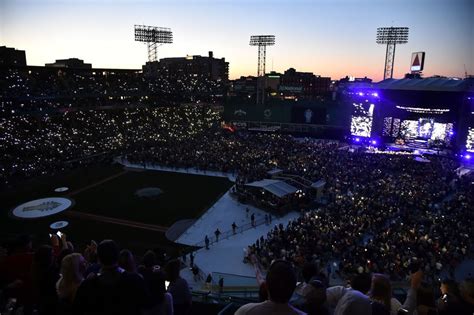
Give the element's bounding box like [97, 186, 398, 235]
[0, 164, 233, 255]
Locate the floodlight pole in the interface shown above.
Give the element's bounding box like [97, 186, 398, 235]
[134, 25, 173, 63]
[384, 43, 396, 80]
[148, 42, 158, 63]
[257, 44, 267, 105]
[250, 35, 275, 105]
[376, 27, 409, 80]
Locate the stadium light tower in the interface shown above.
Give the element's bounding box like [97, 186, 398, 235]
[250, 35, 275, 105]
[134, 25, 173, 63]
[376, 27, 409, 80]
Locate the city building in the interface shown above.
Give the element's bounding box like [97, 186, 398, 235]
[0, 46, 27, 67]
[144, 51, 229, 82]
[45, 58, 92, 69]
[279, 68, 331, 99]
[229, 76, 257, 98]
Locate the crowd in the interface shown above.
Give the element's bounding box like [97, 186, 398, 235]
[1, 233, 473, 315]
[236, 259, 474, 315]
[124, 121, 473, 286]
[3, 102, 471, 283]
[247, 155, 472, 283]
[0, 67, 226, 113]
[0, 233, 191, 315]
[1, 80, 473, 314]
[0, 106, 220, 188]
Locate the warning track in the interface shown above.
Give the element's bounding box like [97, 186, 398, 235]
[65, 210, 168, 232]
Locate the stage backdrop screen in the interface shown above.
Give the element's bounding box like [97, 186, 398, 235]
[466, 127, 474, 152]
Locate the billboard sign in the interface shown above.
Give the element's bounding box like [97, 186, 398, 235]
[410, 52, 425, 72]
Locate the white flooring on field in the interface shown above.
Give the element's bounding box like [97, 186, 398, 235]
[176, 190, 300, 287]
[116, 158, 300, 285]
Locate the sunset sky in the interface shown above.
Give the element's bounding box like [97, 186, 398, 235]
[1, 0, 472, 81]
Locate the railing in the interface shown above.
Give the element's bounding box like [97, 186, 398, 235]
[193, 214, 275, 248]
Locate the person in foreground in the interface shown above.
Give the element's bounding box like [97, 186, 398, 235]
[235, 260, 306, 315]
[73, 240, 150, 315]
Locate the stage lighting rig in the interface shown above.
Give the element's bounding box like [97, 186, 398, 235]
[134, 25, 173, 63]
[376, 27, 409, 80]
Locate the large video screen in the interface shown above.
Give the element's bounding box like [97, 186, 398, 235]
[350, 102, 374, 137]
[400, 120, 418, 139]
[390, 117, 453, 142]
[431, 122, 453, 141]
[351, 116, 372, 137]
[466, 127, 474, 152]
[385, 116, 453, 143]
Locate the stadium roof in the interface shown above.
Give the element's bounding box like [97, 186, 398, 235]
[375, 77, 474, 92]
[245, 179, 298, 198]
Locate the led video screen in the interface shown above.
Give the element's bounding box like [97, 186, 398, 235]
[351, 116, 372, 137]
[466, 127, 474, 152]
[350, 102, 374, 137]
[392, 118, 453, 142]
[400, 120, 418, 139]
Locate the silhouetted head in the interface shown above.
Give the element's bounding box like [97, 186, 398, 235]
[266, 260, 297, 304]
[97, 240, 119, 267]
[351, 273, 372, 294]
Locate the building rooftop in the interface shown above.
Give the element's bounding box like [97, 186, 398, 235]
[376, 77, 474, 92]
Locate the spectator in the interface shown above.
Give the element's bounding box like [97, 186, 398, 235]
[74, 240, 150, 315]
[218, 277, 224, 294]
[369, 273, 402, 315]
[205, 274, 212, 291]
[235, 260, 306, 314]
[459, 278, 474, 314]
[56, 253, 86, 313]
[205, 235, 210, 250]
[294, 262, 319, 298]
[436, 279, 463, 315]
[214, 229, 221, 242]
[299, 277, 329, 315]
[415, 282, 438, 315]
[31, 245, 59, 315]
[138, 250, 159, 288]
[165, 259, 192, 315]
[119, 249, 137, 273]
[0, 234, 34, 314]
[142, 270, 173, 315]
[326, 273, 372, 315]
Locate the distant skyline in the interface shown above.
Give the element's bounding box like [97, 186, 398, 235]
[1, 0, 473, 81]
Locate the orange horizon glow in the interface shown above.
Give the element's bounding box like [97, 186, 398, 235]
[1, 0, 472, 82]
